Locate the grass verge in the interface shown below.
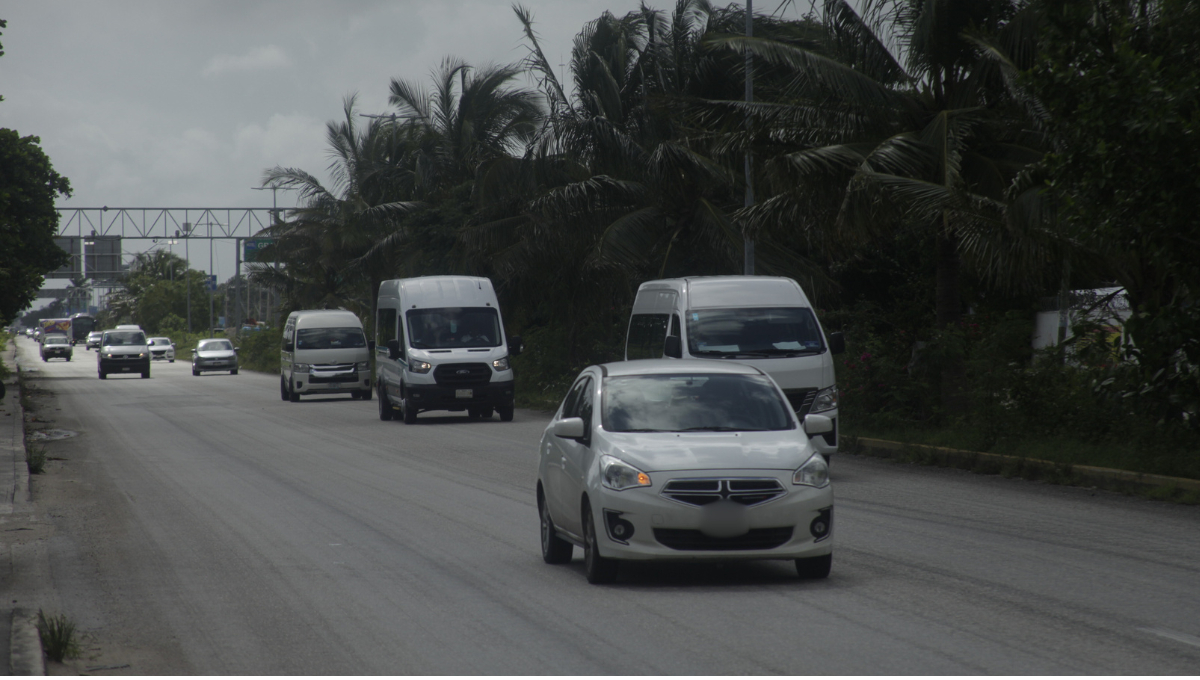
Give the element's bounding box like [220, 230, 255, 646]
[36, 610, 80, 662]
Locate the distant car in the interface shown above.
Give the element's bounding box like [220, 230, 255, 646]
[536, 359, 835, 584]
[192, 338, 238, 376]
[40, 334, 73, 362]
[85, 331, 103, 350]
[148, 337, 176, 362]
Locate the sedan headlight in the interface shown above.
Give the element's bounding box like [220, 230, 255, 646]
[810, 384, 839, 413]
[293, 363, 311, 372]
[793, 453, 830, 488]
[600, 455, 651, 491]
[409, 359, 432, 374]
[492, 356, 509, 371]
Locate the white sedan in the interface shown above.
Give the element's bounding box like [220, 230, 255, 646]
[148, 337, 176, 362]
[536, 359, 834, 584]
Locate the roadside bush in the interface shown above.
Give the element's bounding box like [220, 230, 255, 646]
[235, 327, 282, 373]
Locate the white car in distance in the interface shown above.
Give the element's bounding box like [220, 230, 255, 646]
[148, 337, 176, 362]
[537, 359, 834, 584]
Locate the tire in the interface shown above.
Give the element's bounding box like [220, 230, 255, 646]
[498, 402, 514, 422]
[289, 379, 300, 402]
[280, 378, 289, 401]
[361, 385, 372, 401]
[402, 394, 417, 424]
[193, 368, 200, 376]
[378, 383, 394, 421]
[468, 407, 481, 419]
[169, 359, 174, 363]
[539, 493, 573, 564]
[42, 357, 47, 362]
[582, 501, 618, 584]
[795, 553, 832, 579]
[480, 406, 494, 419]
[67, 355, 72, 362]
[98, 371, 107, 380]
[231, 369, 238, 375]
[141, 370, 150, 379]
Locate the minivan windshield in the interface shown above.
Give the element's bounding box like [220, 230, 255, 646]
[103, 331, 146, 346]
[406, 307, 501, 349]
[603, 373, 794, 432]
[687, 307, 824, 357]
[295, 327, 366, 350]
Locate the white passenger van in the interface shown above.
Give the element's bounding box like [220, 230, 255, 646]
[280, 309, 373, 402]
[375, 276, 521, 423]
[626, 277, 844, 458]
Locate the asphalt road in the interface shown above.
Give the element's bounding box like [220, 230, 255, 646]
[15, 336, 1200, 674]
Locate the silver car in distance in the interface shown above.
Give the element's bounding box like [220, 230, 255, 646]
[536, 359, 834, 584]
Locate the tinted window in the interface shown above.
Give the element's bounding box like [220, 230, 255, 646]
[686, 307, 824, 356]
[295, 327, 366, 350]
[603, 374, 794, 432]
[377, 308, 397, 346]
[103, 331, 146, 346]
[626, 314, 669, 360]
[405, 308, 501, 349]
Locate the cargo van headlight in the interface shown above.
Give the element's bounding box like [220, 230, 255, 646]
[793, 453, 830, 488]
[410, 359, 432, 374]
[811, 384, 839, 413]
[293, 363, 311, 372]
[492, 356, 509, 371]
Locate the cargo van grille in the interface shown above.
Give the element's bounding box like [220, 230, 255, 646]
[783, 388, 816, 415]
[433, 363, 491, 385]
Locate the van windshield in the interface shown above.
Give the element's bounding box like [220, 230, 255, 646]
[406, 307, 501, 349]
[296, 327, 367, 350]
[103, 331, 146, 346]
[686, 307, 825, 357]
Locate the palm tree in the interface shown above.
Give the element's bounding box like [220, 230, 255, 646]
[260, 95, 421, 317]
[64, 273, 91, 314]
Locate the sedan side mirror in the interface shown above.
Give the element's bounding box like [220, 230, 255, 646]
[552, 417, 586, 439]
[234, 347, 241, 352]
[803, 414, 834, 435]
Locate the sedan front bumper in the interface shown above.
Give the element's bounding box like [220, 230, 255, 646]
[592, 468, 833, 562]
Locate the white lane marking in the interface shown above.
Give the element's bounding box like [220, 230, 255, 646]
[1140, 627, 1200, 649]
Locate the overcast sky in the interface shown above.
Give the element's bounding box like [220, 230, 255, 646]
[1, 0, 811, 294]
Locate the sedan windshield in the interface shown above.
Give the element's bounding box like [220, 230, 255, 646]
[295, 327, 366, 350]
[406, 307, 501, 349]
[150, 338, 172, 346]
[687, 307, 824, 357]
[197, 339, 233, 351]
[602, 373, 794, 432]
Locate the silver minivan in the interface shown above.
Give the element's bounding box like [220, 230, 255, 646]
[280, 310, 373, 402]
[626, 276, 844, 458]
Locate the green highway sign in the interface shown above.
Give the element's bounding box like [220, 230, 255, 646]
[243, 238, 274, 260]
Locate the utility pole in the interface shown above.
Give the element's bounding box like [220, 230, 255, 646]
[183, 222, 192, 333]
[743, 0, 755, 275]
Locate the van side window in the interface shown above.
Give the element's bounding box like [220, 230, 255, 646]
[626, 314, 669, 360]
[282, 325, 294, 352]
[377, 308, 397, 348]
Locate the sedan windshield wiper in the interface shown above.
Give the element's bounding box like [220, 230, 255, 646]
[679, 426, 765, 432]
[615, 428, 667, 433]
[691, 350, 772, 358]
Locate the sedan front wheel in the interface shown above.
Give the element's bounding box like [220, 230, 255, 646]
[582, 501, 618, 584]
[539, 494, 573, 564]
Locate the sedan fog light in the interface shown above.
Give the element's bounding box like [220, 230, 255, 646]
[604, 510, 635, 544]
[793, 453, 830, 488]
[810, 507, 832, 541]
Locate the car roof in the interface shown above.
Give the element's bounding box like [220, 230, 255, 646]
[599, 358, 765, 378]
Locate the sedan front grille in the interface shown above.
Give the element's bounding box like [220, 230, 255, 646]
[433, 363, 491, 386]
[653, 527, 794, 551]
[661, 478, 786, 507]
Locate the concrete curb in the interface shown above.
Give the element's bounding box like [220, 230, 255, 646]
[849, 436, 1200, 498]
[4, 340, 44, 675]
[9, 609, 44, 676]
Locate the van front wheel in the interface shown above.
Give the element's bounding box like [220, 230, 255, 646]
[378, 383, 394, 421]
[497, 402, 514, 422]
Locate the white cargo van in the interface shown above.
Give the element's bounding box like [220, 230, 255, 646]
[626, 276, 844, 457]
[280, 310, 373, 402]
[375, 276, 521, 423]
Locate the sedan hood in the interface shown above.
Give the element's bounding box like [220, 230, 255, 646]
[602, 430, 814, 472]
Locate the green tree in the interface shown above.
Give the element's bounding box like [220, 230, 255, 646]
[1029, 0, 1200, 422]
[0, 129, 73, 324]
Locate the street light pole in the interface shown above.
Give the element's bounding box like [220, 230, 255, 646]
[183, 222, 192, 333]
